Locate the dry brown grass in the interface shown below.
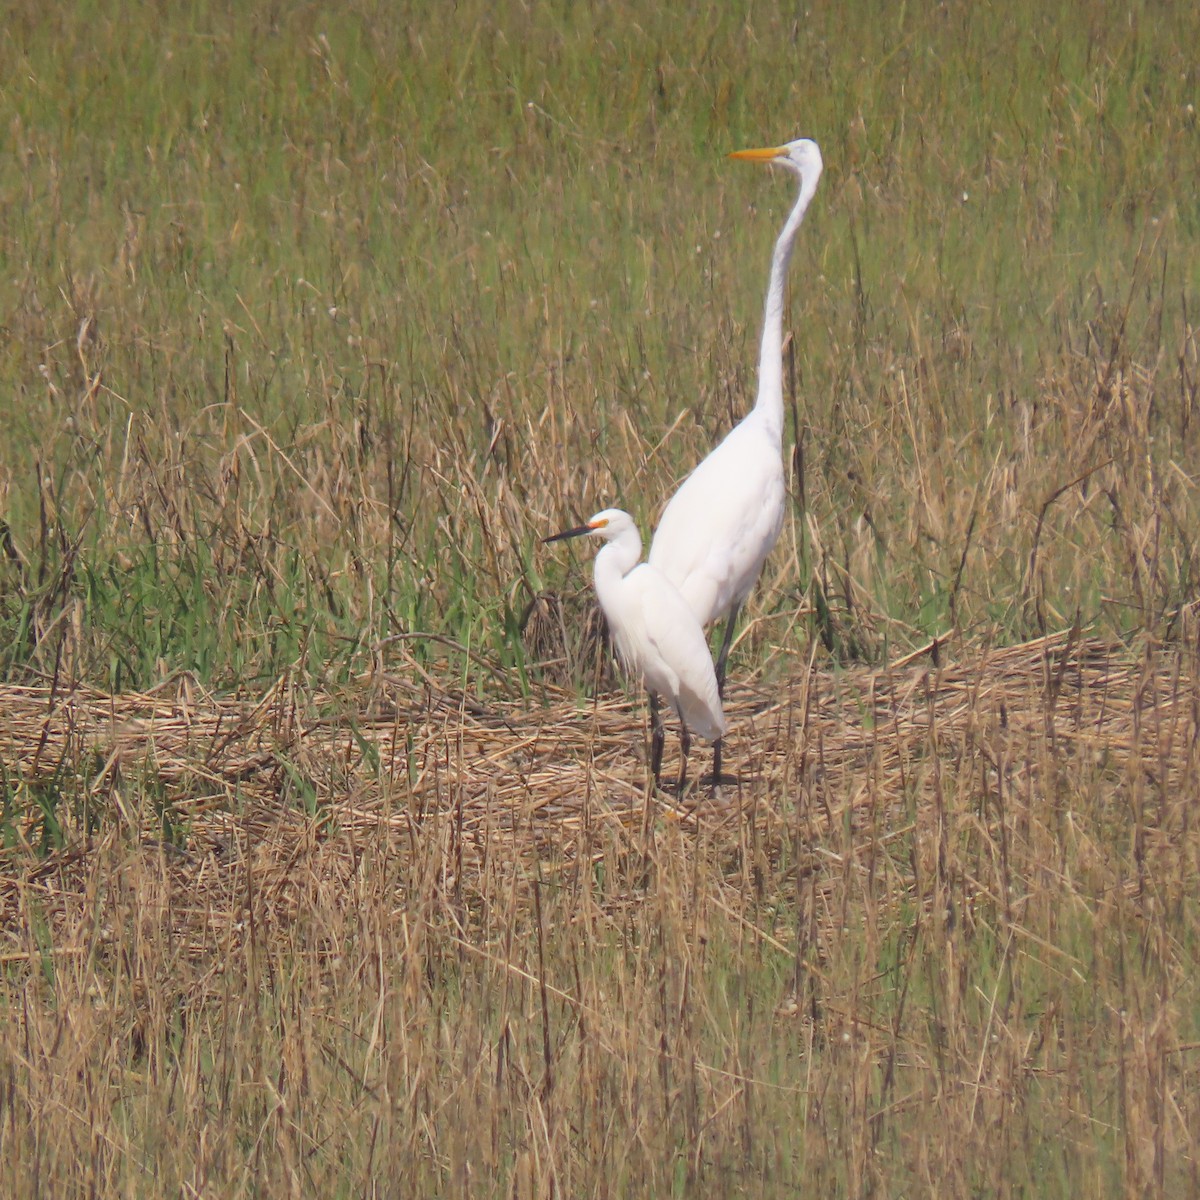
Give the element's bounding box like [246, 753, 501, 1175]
[2, 623, 1199, 1195]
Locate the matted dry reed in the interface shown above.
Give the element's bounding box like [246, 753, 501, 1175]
[3, 623, 1197, 969]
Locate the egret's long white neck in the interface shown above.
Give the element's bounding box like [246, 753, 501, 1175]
[592, 524, 644, 602]
[752, 165, 820, 444]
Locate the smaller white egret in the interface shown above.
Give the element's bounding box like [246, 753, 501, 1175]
[544, 508, 726, 791]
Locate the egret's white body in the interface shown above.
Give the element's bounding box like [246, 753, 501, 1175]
[545, 508, 725, 785]
[650, 137, 823, 643]
[650, 415, 788, 632]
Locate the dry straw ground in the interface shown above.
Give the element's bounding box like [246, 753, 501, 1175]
[2, 621, 1199, 1194]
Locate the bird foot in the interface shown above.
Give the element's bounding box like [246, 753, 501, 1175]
[669, 771, 738, 806]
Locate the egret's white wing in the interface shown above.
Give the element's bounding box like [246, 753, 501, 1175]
[622, 565, 726, 742]
[649, 419, 785, 627]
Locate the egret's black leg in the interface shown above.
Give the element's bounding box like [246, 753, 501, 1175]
[677, 717, 691, 794]
[710, 606, 740, 787]
[713, 605, 740, 697]
[649, 691, 665, 787]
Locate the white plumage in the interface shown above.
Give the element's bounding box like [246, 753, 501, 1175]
[650, 137, 823, 654]
[545, 508, 725, 785]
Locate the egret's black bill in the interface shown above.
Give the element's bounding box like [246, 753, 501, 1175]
[543, 524, 592, 544]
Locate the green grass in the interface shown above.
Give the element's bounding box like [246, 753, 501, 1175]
[1, 0, 1197, 689]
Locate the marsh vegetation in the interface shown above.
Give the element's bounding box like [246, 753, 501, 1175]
[1, 2, 1198, 1194]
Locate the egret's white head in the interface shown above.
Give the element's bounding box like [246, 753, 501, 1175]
[730, 137, 822, 184]
[544, 508, 636, 546]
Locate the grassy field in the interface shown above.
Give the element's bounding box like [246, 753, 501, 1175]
[1, 0, 1199, 1195]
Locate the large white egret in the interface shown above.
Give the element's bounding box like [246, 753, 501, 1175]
[545, 508, 726, 791]
[648, 137, 823, 779]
